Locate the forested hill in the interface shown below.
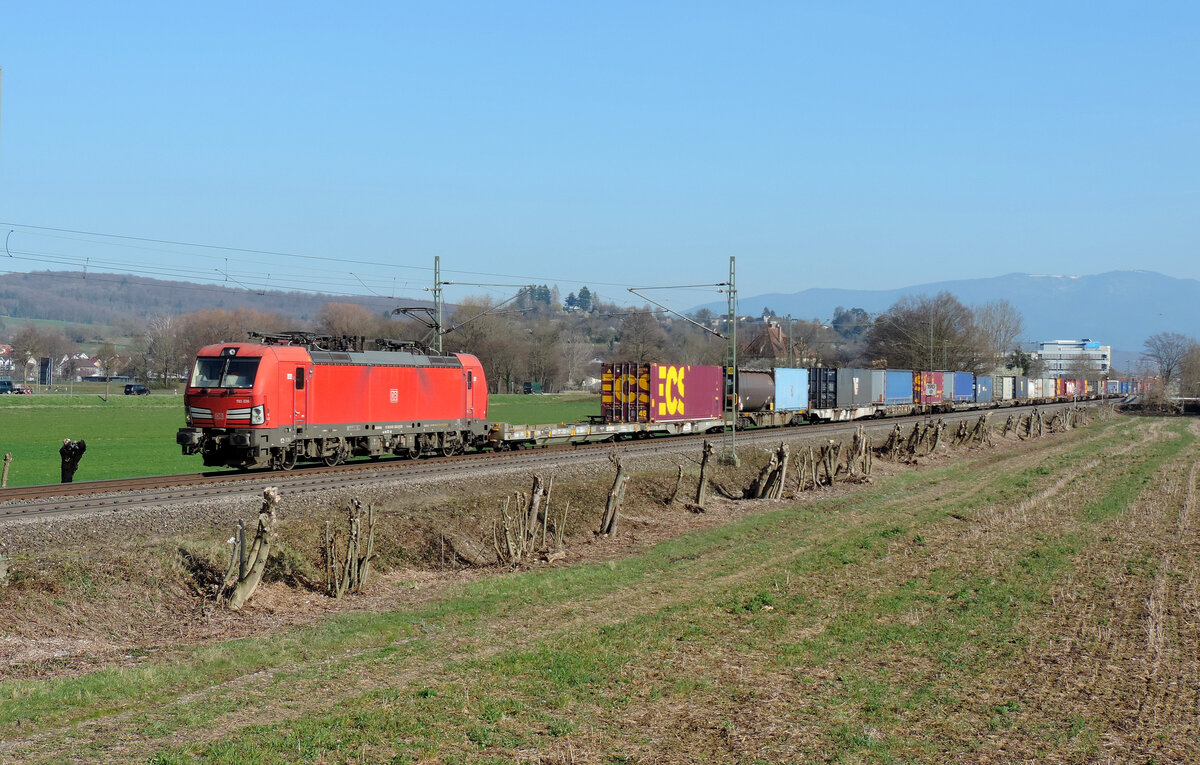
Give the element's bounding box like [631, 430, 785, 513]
[0, 271, 410, 327]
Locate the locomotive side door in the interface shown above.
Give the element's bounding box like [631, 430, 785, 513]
[293, 366, 309, 431]
[465, 370, 476, 418]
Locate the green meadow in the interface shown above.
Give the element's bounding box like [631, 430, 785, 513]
[0, 391, 601, 488]
[0, 393, 194, 486]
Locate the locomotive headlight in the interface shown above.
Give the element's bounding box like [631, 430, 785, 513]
[250, 405, 265, 425]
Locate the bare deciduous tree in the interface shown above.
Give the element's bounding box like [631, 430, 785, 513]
[866, 292, 984, 372]
[95, 341, 122, 400]
[974, 300, 1024, 369]
[316, 302, 386, 338]
[617, 310, 666, 363]
[1142, 332, 1196, 389]
[1179, 344, 1200, 397]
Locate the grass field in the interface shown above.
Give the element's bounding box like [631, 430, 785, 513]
[0, 393, 194, 486]
[0, 392, 602, 487]
[2, 413, 1198, 762]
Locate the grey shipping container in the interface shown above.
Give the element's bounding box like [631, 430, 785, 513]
[1014, 376, 1029, 399]
[836, 368, 885, 408]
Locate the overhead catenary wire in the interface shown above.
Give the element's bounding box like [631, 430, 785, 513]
[0, 221, 724, 311]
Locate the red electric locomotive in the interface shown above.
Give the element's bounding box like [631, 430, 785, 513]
[176, 333, 489, 469]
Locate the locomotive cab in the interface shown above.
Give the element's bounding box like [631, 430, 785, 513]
[177, 343, 311, 469]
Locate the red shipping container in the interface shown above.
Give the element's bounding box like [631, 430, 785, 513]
[914, 371, 944, 404]
[602, 363, 723, 423]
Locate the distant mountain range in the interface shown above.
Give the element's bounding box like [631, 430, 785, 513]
[695, 270, 1198, 355]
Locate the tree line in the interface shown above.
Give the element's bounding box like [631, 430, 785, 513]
[5, 284, 1198, 395]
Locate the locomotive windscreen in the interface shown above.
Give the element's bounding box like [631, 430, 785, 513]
[190, 357, 261, 389]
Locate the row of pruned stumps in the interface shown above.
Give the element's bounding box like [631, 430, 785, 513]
[214, 487, 377, 610]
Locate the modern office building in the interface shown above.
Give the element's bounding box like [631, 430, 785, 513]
[1037, 339, 1111, 379]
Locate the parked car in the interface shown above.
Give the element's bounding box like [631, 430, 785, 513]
[125, 384, 150, 396]
[0, 380, 14, 394]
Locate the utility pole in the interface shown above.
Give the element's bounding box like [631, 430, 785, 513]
[786, 313, 793, 368]
[433, 255, 443, 354]
[723, 256, 739, 465]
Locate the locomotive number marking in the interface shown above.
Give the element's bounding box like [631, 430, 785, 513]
[390, 389, 399, 404]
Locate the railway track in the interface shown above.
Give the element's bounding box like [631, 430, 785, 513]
[0, 402, 1087, 524]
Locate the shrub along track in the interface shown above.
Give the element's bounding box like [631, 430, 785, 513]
[3, 410, 1193, 763]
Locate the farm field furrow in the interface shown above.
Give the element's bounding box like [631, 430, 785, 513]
[0, 414, 1196, 763]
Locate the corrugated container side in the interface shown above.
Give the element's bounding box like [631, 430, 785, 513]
[994, 376, 1010, 400]
[653, 364, 723, 421]
[602, 363, 723, 423]
[773, 368, 808, 411]
[952, 372, 975, 402]
[975, 375, 993, 403]
[1041, 378, 1056, 398]
[808, 368, 837, 409]
[836, 368, 885, 408]
[914, 371, 944, 404]
[1014, 377, 1028, 399]
[885, 370, 914, 405]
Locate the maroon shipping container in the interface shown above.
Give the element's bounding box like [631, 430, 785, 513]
[914, 371, 944, 404]
[601, 363, 723, 423]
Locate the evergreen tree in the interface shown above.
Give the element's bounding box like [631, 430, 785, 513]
[577, 286, 593, 313]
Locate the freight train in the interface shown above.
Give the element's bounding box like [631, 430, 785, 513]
[176, 336, 1109, 470]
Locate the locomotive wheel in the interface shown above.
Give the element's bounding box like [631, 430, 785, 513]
[403, 446, 420, 460]
[323, 452, 343, 467]
[278, 448, 297, 471]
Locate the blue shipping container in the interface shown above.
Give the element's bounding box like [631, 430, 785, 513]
[773, 368, 809, 411]
[885, 370, 915, 405]
[975, 375, 993, 403]
[952, 372, 975, 402]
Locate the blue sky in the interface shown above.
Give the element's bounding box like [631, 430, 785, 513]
[1, 2, 1197, 312]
